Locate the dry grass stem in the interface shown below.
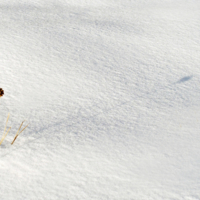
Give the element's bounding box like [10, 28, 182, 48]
[11, 121, 29, 145]
[0, 113, 11, 145]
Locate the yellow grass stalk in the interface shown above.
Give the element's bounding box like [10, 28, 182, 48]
[0, 113, 11, 145]
[11, 121, 29, 145]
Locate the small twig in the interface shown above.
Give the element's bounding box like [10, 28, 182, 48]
[11, 121, 29, 145]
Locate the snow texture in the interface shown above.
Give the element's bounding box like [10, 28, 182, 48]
[1, 0, 200, 199]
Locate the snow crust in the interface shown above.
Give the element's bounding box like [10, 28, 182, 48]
[1, 0, 200, 199]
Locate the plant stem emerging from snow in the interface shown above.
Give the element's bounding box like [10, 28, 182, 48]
[11, 121, 29, 145]
[0, 113, 11, 145]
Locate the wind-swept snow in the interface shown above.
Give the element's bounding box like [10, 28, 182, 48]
[0, 0, 200, 199]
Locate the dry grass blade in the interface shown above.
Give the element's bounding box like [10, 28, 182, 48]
[11, 121, 29, 145]
[18, 124, 29, 135]
[3, 113, 10, 136]
[0, 113, 11, 145]
[0, 127, 11, 145]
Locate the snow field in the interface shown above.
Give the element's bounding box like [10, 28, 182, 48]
[0, 0, 200, 199]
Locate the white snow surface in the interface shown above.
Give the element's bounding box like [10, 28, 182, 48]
[1, 0, 200, 199]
